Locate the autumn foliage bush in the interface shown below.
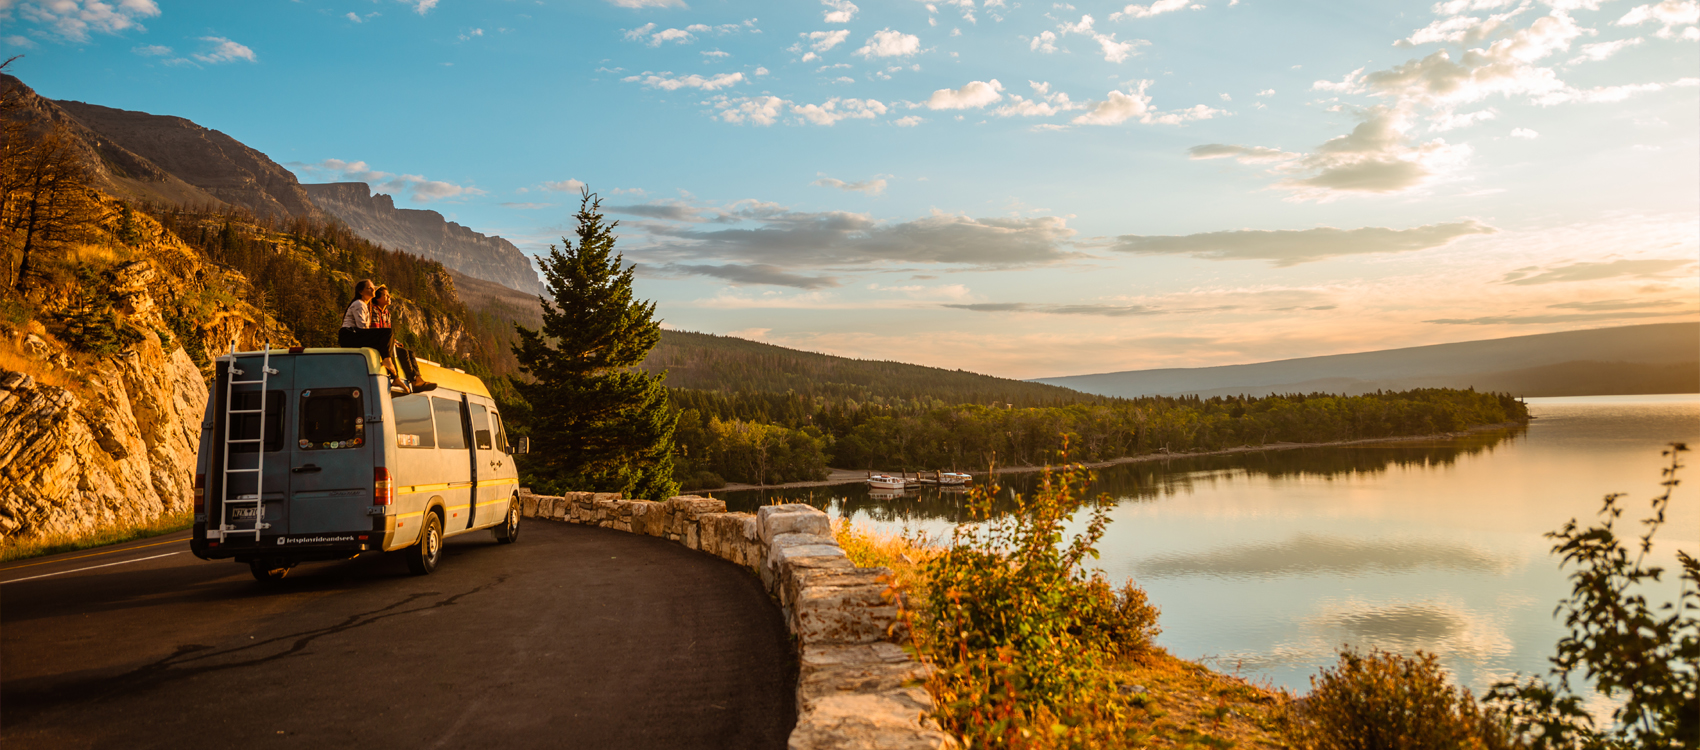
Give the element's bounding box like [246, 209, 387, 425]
[911, 450, 1163, 748]
[1288, 648, 1515, 750]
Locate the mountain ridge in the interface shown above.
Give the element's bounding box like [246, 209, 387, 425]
[1034, 322, 1700, 398]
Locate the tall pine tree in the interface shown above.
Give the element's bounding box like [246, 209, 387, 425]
[512, 190, 679, 500]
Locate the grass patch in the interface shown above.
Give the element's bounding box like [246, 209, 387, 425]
[833, 518, 939, 601]
[0, 511, 193, 564]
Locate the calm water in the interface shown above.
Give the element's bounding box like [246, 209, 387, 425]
[712, 394, 1700, 694]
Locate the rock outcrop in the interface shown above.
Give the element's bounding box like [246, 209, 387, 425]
[0, 207, 292, 544]
[302, 182, 545, 297]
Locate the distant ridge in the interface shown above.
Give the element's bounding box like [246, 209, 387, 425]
[1, 73, 542, 296]
[305, 182, 544, 297]
[1034, 322, 1700, 398]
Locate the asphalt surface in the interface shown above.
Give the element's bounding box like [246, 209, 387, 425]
[0, 521, 797, 750]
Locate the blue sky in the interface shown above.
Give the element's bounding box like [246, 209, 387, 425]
[4, 0, 1696, 378]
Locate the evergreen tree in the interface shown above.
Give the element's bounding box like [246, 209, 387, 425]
[511, 190, 679, 500]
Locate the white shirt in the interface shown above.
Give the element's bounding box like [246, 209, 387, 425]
[342, 298, 369, 329]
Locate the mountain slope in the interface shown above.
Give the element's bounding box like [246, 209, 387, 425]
[0, 74, 226, 210]
[52, 97, 322, 220]
[304, 182, 544, 297]
[1035, 322, 1700, 398]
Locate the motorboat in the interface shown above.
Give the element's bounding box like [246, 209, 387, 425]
[867, 474, 908, 490]
[936, 472, 972, 486]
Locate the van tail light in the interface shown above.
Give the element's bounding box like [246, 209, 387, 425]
[194, 473, 206, 512]
[374, 467, 394, 506]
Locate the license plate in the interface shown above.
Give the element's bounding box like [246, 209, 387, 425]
[232, 508, 258, 520]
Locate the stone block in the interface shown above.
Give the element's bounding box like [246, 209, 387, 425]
[629, 501, 667, 537]
[797, 643, 933, 709]
[699, 512, 762, 568]
[791, 570, 900, 645]
[788, 691, 955, 750]
[760, 507, 832, 547]
[520, 493, 539, 518]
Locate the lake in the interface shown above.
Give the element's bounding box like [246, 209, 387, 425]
[710, 394, 1700, 696]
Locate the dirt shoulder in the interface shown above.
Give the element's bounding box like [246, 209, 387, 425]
[708, 421, 1527, 493]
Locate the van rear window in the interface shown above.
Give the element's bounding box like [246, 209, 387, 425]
[393, 394, 435, 449]
[299, 388, 365, 450]
[433, 397, 468, 451]
[469, 403, 492, 450]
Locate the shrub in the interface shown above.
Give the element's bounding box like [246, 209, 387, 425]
[1291, 648, 1515, 750]
[915, 447, 1163, 748]
[1487, 443, 1697, 749]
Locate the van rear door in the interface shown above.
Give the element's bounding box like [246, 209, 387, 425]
[217, 355, 294, 540]
[287, 355, 375, 535]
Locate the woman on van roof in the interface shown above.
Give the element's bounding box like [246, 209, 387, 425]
[338, 280, 435, 395]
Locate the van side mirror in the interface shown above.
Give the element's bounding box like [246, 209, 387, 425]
[510, 436, 530, 455]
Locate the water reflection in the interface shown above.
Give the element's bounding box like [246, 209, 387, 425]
[710, 428, 1523, 522]
[1136, 534, 1513, 580]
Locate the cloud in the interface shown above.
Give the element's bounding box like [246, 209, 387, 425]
[132, 43, 171, 56]
[812, 176, 888, 195]
[12, 0, 160, 42]
[1617, 0, 1699, 38]
[855, 28, 922, 58]
[1055, 13, 1151, 61]
[607, 0, 687, 7]
[630, 202, 1080, 268]
[1189, 143, 1302, 163]
[399, 0, 439, 14]
[791, 29, 849, 61]
[191, 37, 257, 64]
[1548, 298, 1686, 312]
[608, 199, 715, 222]
[623, 71, 745, 90]
[3, 35, 36, 48]
[1497, 258, 1697, 285]
[1570, 36, 1644, 63]
[1204, 7, 1696, 199]
[289, 159, 485, 203]
[541, 179, 588, 193]
[790, 97, 888, 125]
[711, 95, 788, 125]
[1425, 310, 1693, 324]
[658, 263, 841, 289]
[1105, 220, 1497, 266]
[1072, 80, 1222, 125]
[822, 0, 858, 23]
[1510, 127, 1539, 138]
[994, 80, 1086, 117]
[924, 79, 1004, 109]
[893, 115, 926, 126]
[1030, 30, 1059, 52]
[943, 302, 1163, 316]
[1109, 0, 1197, 21]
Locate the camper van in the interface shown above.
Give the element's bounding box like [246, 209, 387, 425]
[189, 347, 530, 581]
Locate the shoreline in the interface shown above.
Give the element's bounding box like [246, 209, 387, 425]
[702, 420, 1528, 494]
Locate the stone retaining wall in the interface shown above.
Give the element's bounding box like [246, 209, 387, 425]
[518, 490, 956, 750]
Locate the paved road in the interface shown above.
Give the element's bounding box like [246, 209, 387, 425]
[1, 521, 797, 750]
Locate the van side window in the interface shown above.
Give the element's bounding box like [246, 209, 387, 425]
[469, 403, 493, 450]
[392, 394, 435, 449]
[432, 397, 468, 451]
[490, 411, 510, 454]
[299, 388, 365, 450]
[231, 390, 285, 453]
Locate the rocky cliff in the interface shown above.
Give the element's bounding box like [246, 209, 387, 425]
[0, 208, 292, 545]
[302, 182, 545, 297]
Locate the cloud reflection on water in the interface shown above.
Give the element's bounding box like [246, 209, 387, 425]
[1136, 534, 1513, 579]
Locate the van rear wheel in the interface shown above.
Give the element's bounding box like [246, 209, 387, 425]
[406, 512, 443, 575]
[493, 500, 520, 545]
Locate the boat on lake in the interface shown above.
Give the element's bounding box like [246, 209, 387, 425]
[867, 474, 909, 490]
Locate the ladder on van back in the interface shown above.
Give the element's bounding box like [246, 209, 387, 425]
[220, 343, 276, 541]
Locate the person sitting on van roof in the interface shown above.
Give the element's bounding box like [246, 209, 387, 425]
[338, 279, 434, 395]
[371, 286, 435, 395]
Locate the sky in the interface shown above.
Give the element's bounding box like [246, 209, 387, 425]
[2, 0, 1696, 379]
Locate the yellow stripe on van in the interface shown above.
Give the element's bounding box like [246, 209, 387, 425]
[398, 482, 456, 494]
[478, 478, 518, 488]
[414, 361, 493, 399]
